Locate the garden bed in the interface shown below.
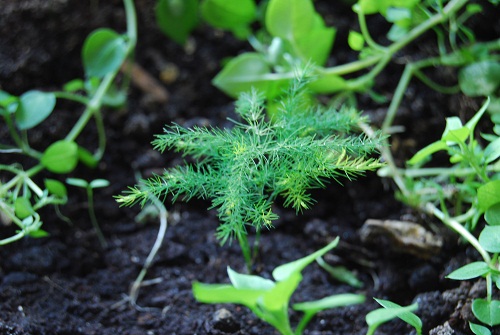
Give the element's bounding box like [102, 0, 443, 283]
[1, 1, 498, 334]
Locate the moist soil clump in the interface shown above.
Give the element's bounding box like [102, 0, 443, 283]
[1, 1, 497, 334]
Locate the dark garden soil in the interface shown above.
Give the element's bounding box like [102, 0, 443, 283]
[1, 1, 499, 334]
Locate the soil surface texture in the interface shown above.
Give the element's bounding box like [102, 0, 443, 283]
[1, 1, 499, 335]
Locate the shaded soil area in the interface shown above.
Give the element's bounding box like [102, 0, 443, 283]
[1, 1, 499, 334]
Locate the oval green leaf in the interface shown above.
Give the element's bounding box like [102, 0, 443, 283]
[479, 226, 500, 253]
[472, 299, 500, 327]
[348, 30, 365, 51]
[459, 61, 500, 97]
[470, 322, 492, 335]
[41, 140, 79, 174]
[227, 267, 275, 290]
[89, 179, 110, 189]
[477, 180, 500, 212]
[266, 0, 315, 42]
[15, 197, 34, 219]
[77, 146, 98, 168]
[213, 53, 290, 99]
[201, 0, 256, 39]
[66, 178, 89, 188]
[446, 262, 491, 280]
[82, 28, 128, 78]
[44, 179, 68, 198]
[485, 203, 500, 226]
[15, 91, 56, 130]
[156, 0, 199, 45]
[484, 137, 500, 164]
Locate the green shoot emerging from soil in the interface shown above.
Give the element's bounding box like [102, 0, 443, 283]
[117, 75, 383, 269]
[193, 237, 365, 335]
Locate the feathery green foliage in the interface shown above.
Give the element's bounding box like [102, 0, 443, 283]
[117, 77, 383, 265]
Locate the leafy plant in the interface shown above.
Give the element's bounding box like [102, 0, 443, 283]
[117, 74, 383, 269]
[365, 298, 422, 335]
[199, 0, 499, 105]
[378, 99, 500, 333]
[192, 237, 366, 335]
[0, 0, 137, 245]
[155, 0, 257, 45]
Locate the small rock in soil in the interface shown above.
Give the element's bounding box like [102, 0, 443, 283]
[204, 308, 240, 334]
[429, 321, 460, 335]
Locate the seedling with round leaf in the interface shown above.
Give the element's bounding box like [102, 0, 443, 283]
[0, 0, 137, 245]
[66, 178, 110, 248]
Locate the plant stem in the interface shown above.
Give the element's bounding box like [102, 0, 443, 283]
[424, 202, 491, 264]
[237, 232, 253, 273]
[65, 0, 137, 157]
[294, 312, 315, 335]
[128, 193, 168, 305]
[54, 91, 90, 105]
[0, 164, 44, 194]
[86, 186, 107, 248]
[321, 0, 468, 88]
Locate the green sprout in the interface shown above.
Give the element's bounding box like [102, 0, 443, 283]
[117, 74, 383, 269]
[193, 237, 366, 335]
[66, 178, 110, 248]
[366, 298, 422, 335]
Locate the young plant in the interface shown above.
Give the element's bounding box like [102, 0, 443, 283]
[0, 0, 137, 245]
[116, 75, 384, 269]
[155, 0, 258, 45]
[365, 298, 422, 335]
[379, 100, 500, 333]
[192, 237, 366, 335]
[66, 178, 110, 248]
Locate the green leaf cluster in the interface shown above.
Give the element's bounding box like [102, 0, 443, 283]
[117, 77, 383, 263]
[155, 0, 257, 44]
[397, 100, 499, 229]
[0, 0, 137, 246]
[193, 238, 365, 335]
[391, 99, 500, 333]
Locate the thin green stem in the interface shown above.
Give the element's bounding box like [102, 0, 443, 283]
[425, 203, 491, 264]
[93, 108, 106, 161]
[388, 0, 468, 54]
[0, 164, 44, 193]
[321, 0, 468, 88]
[53, 91, 90, 105]
[65, 0, 137, 155]
[3, 114, 42, 159]
[384, 163, 500, 179]
[357, 9, 386, 52]
[413, 68, 460, 94]
[294, 312, 315, 335]
[86, 186, 107, 248]
[0, 230, 26, 246]
[128, 192, 168, 305]
[237, 232, 253, 273]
